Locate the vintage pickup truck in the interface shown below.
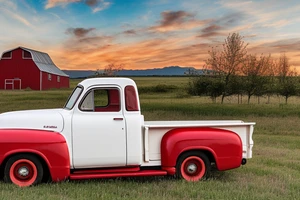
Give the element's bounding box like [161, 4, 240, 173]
[0, 78, 255, 187]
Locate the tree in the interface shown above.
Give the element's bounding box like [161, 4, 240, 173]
[241, 54, 271, 104]
[95, 63, 124, 77]
[206, 78, 224, 103]
[187, 76, 223, 103]
[94, 69, 104, 76]
[276, 53, 298, 104]
[104, 63, 124, 76]
[261, 57, 278, 104]
[206, 33, 248, 103]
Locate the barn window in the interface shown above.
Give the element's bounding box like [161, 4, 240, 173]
[2, 52, 12, 59]
[23, 50, 32, 59]
[57, 76, 60, 82]
[48, 74, 52, 81]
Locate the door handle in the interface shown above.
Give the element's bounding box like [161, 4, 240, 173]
[113, 118, 123, 121]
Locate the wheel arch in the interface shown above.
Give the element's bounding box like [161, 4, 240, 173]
[161, 127, 242, 171]
[0, 129, 71, 183]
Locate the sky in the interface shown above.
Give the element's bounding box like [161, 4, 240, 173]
[1, 0, 300, 70]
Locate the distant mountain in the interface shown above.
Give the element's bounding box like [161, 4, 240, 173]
[62, 70, 98, 79]
[117, 66, 203, 76]
[63, 66, 204, 78]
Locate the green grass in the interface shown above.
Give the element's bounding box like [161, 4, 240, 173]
[0, 77, 300, 199]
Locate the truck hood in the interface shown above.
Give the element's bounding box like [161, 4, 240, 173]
[0, 109, 64, 132]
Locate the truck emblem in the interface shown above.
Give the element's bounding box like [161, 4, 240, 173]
[43, 125, 57, 129]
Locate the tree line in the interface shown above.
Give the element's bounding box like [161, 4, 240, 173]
[188, 33, 299, 104]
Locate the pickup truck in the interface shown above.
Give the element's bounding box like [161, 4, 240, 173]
[0, 78, 255, 187]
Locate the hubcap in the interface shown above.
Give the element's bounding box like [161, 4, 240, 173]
[187, 163, 197, 174]
[18, 167, 29, 177]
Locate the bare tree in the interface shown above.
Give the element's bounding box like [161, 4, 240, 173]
[103, 63, 124, 76]
[94, 69, 103, 76]
[206, 33, 248, 103]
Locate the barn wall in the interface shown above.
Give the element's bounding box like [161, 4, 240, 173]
[41, 72, 69, 90]
[60, 76, 70, 88]
[0, 48, 40, 90]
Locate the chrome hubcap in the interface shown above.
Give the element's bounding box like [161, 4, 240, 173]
[187, 163, 197, 174]
[18, 167, 29, 177]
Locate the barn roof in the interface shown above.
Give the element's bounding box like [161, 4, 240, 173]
[1, 47, 69, 77]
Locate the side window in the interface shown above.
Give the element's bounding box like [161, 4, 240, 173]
[80, 88, 120, 112]
[94, 89, 109, 108]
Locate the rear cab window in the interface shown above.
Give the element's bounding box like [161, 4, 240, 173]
[125, 85, 139, 111]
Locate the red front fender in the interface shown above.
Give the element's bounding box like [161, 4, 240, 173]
[161, 127, 243, 171]
[0, 129, 70, 182]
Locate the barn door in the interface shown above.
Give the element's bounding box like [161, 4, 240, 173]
[4, 78, 21, 90]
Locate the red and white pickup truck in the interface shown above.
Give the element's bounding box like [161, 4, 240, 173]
[0, 78, 255, 187]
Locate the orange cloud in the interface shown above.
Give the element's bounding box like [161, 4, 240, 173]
[51, 34, 209, 70]
[48, 33, 300, 72]
[247, 39, 300, 71]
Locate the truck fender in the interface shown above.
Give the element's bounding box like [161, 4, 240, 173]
[0, 129, 70, 182]
[160, 127, 243, 171]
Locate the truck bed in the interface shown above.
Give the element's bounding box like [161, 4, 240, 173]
[142, 120, 255, 166]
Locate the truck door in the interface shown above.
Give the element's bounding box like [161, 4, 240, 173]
[72, 86, 126, 168]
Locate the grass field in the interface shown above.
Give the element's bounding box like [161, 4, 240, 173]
[0, 77, 300, 199]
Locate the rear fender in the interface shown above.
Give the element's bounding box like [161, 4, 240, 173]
[0, 129, 70, 182]
[161, 127, 243, 171]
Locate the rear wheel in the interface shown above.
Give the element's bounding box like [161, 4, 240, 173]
[176, 152, 210, 181]
[4, 154, 43, 187]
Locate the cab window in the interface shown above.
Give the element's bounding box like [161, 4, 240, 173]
[80, 88, 120, 112]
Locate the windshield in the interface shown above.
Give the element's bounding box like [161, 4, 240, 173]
[64, 86, 83, 110]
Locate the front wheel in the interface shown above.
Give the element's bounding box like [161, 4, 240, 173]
[176, 152, 210, 181]
[4, 154, 44, 187]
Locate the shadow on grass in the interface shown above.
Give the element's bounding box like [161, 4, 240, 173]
[0, 170, 233, 188]
[68, 175, 175, 185]
[66, 170, 231, 185]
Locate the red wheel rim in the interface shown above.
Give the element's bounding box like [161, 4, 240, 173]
[180, 156, 205, 181]
[9, 159, 38, 187]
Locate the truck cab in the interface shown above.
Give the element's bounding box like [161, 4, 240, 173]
[64, 78, 143, 168]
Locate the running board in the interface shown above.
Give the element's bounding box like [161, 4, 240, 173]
[72, 166, 140, 174]
[70, 170, 167, 180]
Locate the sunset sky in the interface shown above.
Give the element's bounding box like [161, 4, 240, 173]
[1, 0, 300, 70]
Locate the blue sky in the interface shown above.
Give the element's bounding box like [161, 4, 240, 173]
[1, 0, 300, 70]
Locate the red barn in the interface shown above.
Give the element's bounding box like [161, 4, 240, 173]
[0, 47, 69, 90]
